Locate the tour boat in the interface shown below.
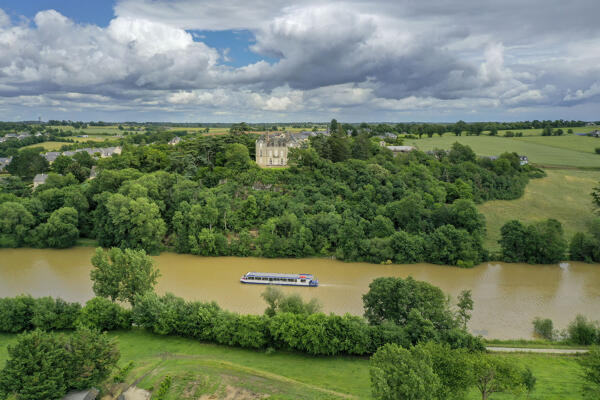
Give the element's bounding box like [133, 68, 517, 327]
[240, 272, 319, 287]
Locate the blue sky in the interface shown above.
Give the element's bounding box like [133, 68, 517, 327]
[0, 0, 599, 122]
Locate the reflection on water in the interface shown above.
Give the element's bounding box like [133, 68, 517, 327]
[1, 247, 599, 339]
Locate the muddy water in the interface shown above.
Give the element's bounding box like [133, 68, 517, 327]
[0, 247, 599, 339]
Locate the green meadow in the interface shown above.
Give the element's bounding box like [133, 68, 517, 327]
[0, 330, 590, 399]
[478, 169, 600, 250]
[404, 133, 600, 168]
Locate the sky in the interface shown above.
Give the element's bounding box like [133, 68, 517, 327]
[0, 0, 599, 122]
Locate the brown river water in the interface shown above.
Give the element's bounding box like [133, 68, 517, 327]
[0, 247, 598, 339]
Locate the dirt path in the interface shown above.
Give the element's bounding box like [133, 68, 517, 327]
[486, 346, 588, 354]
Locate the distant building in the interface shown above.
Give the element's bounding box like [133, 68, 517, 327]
[379, 141, 416, 155]
[0, 156, 12, 171]
[168, 136, 181, 146]
[589, 130, 600, 138]
[33, 173, 48, 189]
[255, 132, 306, 167]
[44, 152, 61, 163]
[519, 155, 529, 165]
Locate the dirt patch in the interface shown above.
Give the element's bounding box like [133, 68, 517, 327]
[118, 386, 151, 400]
[199, 385, 267, 400]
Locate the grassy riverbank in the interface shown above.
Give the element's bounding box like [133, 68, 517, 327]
[0, 330, 589, 399]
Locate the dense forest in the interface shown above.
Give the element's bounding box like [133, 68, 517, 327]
[0, 127, 544, 266]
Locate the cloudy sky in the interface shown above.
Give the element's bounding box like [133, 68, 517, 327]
[0, 0, 599, 122]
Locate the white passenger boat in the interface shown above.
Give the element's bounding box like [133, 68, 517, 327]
[240, 272, 319, 287]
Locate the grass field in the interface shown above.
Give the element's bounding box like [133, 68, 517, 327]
[478, 169, 600, 250]
[0, 330, 590, 399]
[21, 141, 70, 151]
[404, 134, 600, 168]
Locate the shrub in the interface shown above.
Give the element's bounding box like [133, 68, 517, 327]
[567, 315, 598, 345]
[77, 297, 131, 331]
[595, 147, 600, 154]
[533, 317, 554, 340]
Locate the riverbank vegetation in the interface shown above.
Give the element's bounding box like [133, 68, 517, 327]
[1, 127, 546, 267]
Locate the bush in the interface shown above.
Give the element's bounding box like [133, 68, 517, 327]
[77, 297, 132, 331]
[567, 315, 598, 345]
[595, 147, 600, 154]
[533, 317, 554, 340]
[0, 296, 80, 333]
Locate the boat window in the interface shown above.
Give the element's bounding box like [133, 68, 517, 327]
[300, 279, 305, 283]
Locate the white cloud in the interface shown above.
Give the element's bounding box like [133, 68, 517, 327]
[0, 1, 599, 121]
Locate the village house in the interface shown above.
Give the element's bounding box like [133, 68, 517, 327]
[42, 147, 122, 164]
[0, 156, 12, 171]
[61, 388, 99, 400]
[33, 173, 48, 189]
[379, 141, 416, 155]
[168, 136, 181, 146]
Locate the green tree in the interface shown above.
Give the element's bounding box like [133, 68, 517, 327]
[370, 343, 441, 400]
[224, 143, 252, 170]
[90, 247, 160, 305]
[95, 193, 166, 254]
[362, 276, 454, 330]
[0, 202, 35, 247]
[0, 330, 68, 400]
[532, 317, 554, 340]
[470, 353, 527, 400]
[261, 286, 321, 317]
[77, 297, 132, 331]
[0, 328, 119, 400]
[456, 290, 474, 330]
[578, 346, 600, 397]
[42, 207, 79, 248]
[6, 148, 49, 180]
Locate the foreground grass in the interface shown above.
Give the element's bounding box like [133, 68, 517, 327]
[404, 134, 600, 168]
[0, 330, 589, 399]
[478, 169, 600, 250]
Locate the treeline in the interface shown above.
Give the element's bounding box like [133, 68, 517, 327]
[0, 276, 482, 357]
[0, 132, 541, 266]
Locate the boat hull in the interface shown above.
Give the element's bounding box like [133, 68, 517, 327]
[240, 279, 318, 287]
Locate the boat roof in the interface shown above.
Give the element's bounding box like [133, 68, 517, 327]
[245, 272, 314, 279]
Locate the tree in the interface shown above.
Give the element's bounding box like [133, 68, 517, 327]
[41, 207, 79, 248]
[456, 290, 474, 330]
[261, 286, 321, 317]
[593, 184, 600, 211]
[578, 346, 600, 397]
[362, 277, 454, 330]
[470, 353, 527, 400]
[224, 143, 251, 170]
[370, 343, 441, 400]
[532, 317, 554, 340]
[0, 327, 119, 400]
[0, 202, 35, 247]
[567, 315, 598, 345]
[6, 147, 49, 180]
[90, 247, 160, 305]
[94, 193, 166, 254]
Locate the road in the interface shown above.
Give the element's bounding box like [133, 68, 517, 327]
[486, 346, 588, 354]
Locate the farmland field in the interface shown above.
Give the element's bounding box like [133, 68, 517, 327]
[405, 134, 600, 168]
[20, 141, 70, 151]
[478, 169, 600, 250]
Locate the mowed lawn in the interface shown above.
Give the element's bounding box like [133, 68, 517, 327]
[405, 134, 600, 168]
[0, 330, 590, 399]
[478, 169, 600, 250]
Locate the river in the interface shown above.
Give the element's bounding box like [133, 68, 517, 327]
[0, 247, 598, 339]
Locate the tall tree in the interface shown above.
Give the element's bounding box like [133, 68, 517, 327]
[456, 290, 474, 330]
[90, 247, 160, 305]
